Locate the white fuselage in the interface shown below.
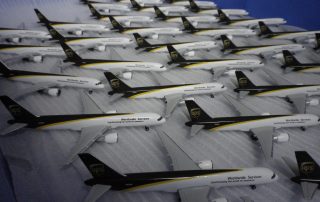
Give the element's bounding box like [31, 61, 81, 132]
[91, 3, 131, 13]
[194, 28, 256, 37]
[182, 59, 263, 70]
[272, 31, 320, 40]
[123, 27, 183, 36]
[51, 23, 110, 33]
[66, 37, 133, 47]
[229, 18, 286, 27]
[79, 62, 166, 72]
[141, 6, 188, 13]
[234, 44, 305, 55]
[38, 113, 165, 130]
[212, 114, 319, 132]
[130, 83, 226, 99]
[129, 168, 277, 192]
[173, 1, 216, 8]
[0, 29, 51, 40]
[0, 46, 64, 57]
[102, 16, 153, 24]
[9, 75, 104, 89]
[166, 16, 218, 23]
[150, 41, 217, 53]
[199, 9, 248, 16]
[255, 85, 320, 97]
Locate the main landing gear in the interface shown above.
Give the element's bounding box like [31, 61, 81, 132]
[250, 185, 256, 190]
[145, 126, 149, 131]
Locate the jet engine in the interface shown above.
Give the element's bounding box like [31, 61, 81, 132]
[6, 37, 21, 43]
[307, 98, 319, 106]
[198, 160, 213, 170]
[122, 72, 133, 80]
[100, 9, 110, 13]
[224, 70, 236, 76]
[97, 132, 118, 144]
[273, 132, 290, 143]
[150, 34, 159, 39]
[69, 30, 83, 36]
[94, 45, 106, 52]
[183, 51, 195, 57]
[179, 97, 195, 104]
[24, 55, 43, 63]
[39, 88, 61, 97]
[261, 112, 271, 116]
[107, 110, 117, 114]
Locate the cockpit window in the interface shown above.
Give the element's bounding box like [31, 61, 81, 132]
[157, 116, 163, 121]
[96, 82, 102, 85]
[271, 173, 276, 179]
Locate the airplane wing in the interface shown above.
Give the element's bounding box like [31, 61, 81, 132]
[287, 94, 307, 114]
[84, 184, 111, 202]
[65, 125, 110, 165]
[81, 91, 108, 114]
[8, 82, 59, 99]
[301, 182, 319, 200]
[164, 93, 184, 118]
[282, 156, 299, 176]
[262, 68, 294, 85]
[150, 72, 175, 86]
[178, 186, 210, 202]
[224, 94, 258, 116]
[190, 125, 205, 137]
[157, 129, 200, 170]
[212, 66, 227, 80]
[250, 126, 274, 160]
[0, 123, 28, 136]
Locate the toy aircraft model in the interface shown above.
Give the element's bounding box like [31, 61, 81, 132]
[258, 21, 320, 41]
[153, 6, 218, 25]
[0, 27, 51, 43]
[77, 130, 278, 202]
[281, 50, 320, 73]
[182, 17, 256, 38]
[167, 45, 263, 79]
[60, 41, 166, 79]
[187, 0, 248, 16]
[133, 33, 217, 55]
[170, 0, 217, 8]
[220, 35, 305, 57]
[46, 24, 132, 51]
[34, 9, 110, 36]
[0, 94, 165, 164]
[104, 71, 226, 117]
[282, 151, 320, 200]
[0, 44, 64, 63]
[0, 60, 104, 98]
[89, 2, 131, 13]
[234, 70, 320, 114]
[108, 16, 182, 39]
[217, 9, 286, 28]
[184, 96, 319, 160]
[131, 0, 188, 14]
[88, 4, 153, 26]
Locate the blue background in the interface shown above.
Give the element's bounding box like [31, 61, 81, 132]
[212, 0, 320, 30]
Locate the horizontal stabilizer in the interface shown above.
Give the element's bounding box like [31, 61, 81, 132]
[84, 184, 111, 202]
[0, 123, 27, 136]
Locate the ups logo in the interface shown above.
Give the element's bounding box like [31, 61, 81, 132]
[111, 79, 120, 88]
[155, 8, 161, 16]
[219, 13, 226, 19]
[260, 25, 267, 32]
[301, 162, 315, 175]
[89, 164, 105, 177]
[170, 51, 178, 60]
[65, 49, 74, 58]
[190, 108, 201, 119]
[111, 20, 118, 27]
[136, 37, 144, 45]
[49, 28, 57, 37]
[183, 20, 190, 28]
[223, 40, 230, 47]
[285, 55, 293, 63]
[37, 13, 44, 20]
[8, 105, 21, 116]
[239, 78, 248, 86]
[90, 7, 95, 14]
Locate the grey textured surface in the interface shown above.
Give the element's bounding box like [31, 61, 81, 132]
[0, 1, 320, 202]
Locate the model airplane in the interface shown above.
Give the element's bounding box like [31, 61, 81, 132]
[0, 27, 51, 43]
[88, 4, 153, 26]
[88, 2, 131, 13]
[0, 94, 165, 164]
[183, 96, 319, 160]
[46, 24, 132, 51]
[133, 33, 217, 55]
[174, 0, 217, 9]
[0, 44, 64, 63]
[104, 71, 226, 117]
[60, 41, 166, 79]
[234, 70, 320, 114]
[77, 130, 277, 202]
[34, 9, 110, 36]
[281, 50, 320, 73]
[220, 35, 305, 57]
[167, 45, 264, 79]
[131, 0, 188, 14]
[217, 9, 286, 28]
[154, 6, 218, 25]
[0, 60, 104, 98]
[258, 21, 320, 41]
[282, 151, 320, 200]
[182, 17, 256, 38]
[108, 16, 182, 39]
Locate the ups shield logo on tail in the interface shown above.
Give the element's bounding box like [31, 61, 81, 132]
[136, 37, 144, 46]
[89, 164, 105, 177]
[260, 25, 267, 32]
[223, 40, 230, 48]
[111, 79, 120, 89]
[155, 8, 161, 16]
[65, 49, 74, 58]
[190, 108, 201, 119]
[49, 28, 57, 37]
[183, 20, 190, 29]
[301, 162, 315, 175]
[89, 7, 95, 14]
[170, 51, 178, 60]
[285, 55, 293, 63]
[8, 105, 22, 117]
[239, 78, 248, 86]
